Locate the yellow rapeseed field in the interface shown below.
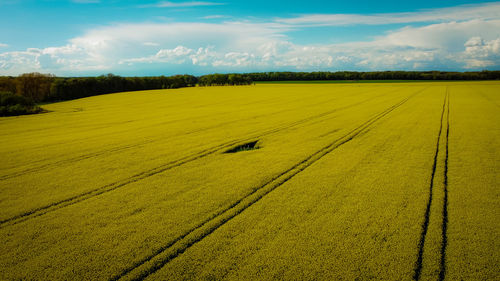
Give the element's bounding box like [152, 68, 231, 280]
[0, 82, 498, 280]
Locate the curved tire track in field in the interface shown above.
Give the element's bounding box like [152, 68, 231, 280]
[1, 87, 382, 180]
[0, 89, 390, 228]
[413, 87, 449, 281]
[110, 89, 423, 281]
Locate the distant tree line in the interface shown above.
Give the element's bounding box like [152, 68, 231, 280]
[0, 73, 255, 104]
[0, 73, 198, 103]
[48, 74, 199, 101]
[198, 73, 253, 86]
[246, 70, 500, 81]
[0, 70, 499, 115]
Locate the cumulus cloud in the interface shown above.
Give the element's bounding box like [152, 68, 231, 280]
[121, 46, 195, 64]
[115, 19, 500, 71]
[0, 44, 108, 74]
[0, 50, 39, 71]
[461, 37, 500, 68]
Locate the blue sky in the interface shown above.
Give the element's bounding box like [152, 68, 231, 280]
[1, 0, 499, 76]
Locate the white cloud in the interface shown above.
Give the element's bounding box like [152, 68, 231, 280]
[143, 1, 224, 8]
[68, 22, 286, 52]
[157, 46, 193, 57]
[143, 42, 160, 47]
[0, 43, 109, 74]
[0, 43, 8, 48]
[277, 2, 500, 26]
[117, 19, 500, 71]
[0, 50, 38, 71]
[202, 15, 227, 19]
[121, 46, 195, 64]
[462, 37, 500, 68]
[1, 4, 500, 75]
[213, 52, 255, 67]
[378, 20, 500, 51]
[51, 21, 286, 72]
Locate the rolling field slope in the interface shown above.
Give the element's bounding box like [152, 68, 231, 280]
[0, 82, 498, 280]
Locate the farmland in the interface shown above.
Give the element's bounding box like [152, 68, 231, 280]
[0, 82, 498, 280]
